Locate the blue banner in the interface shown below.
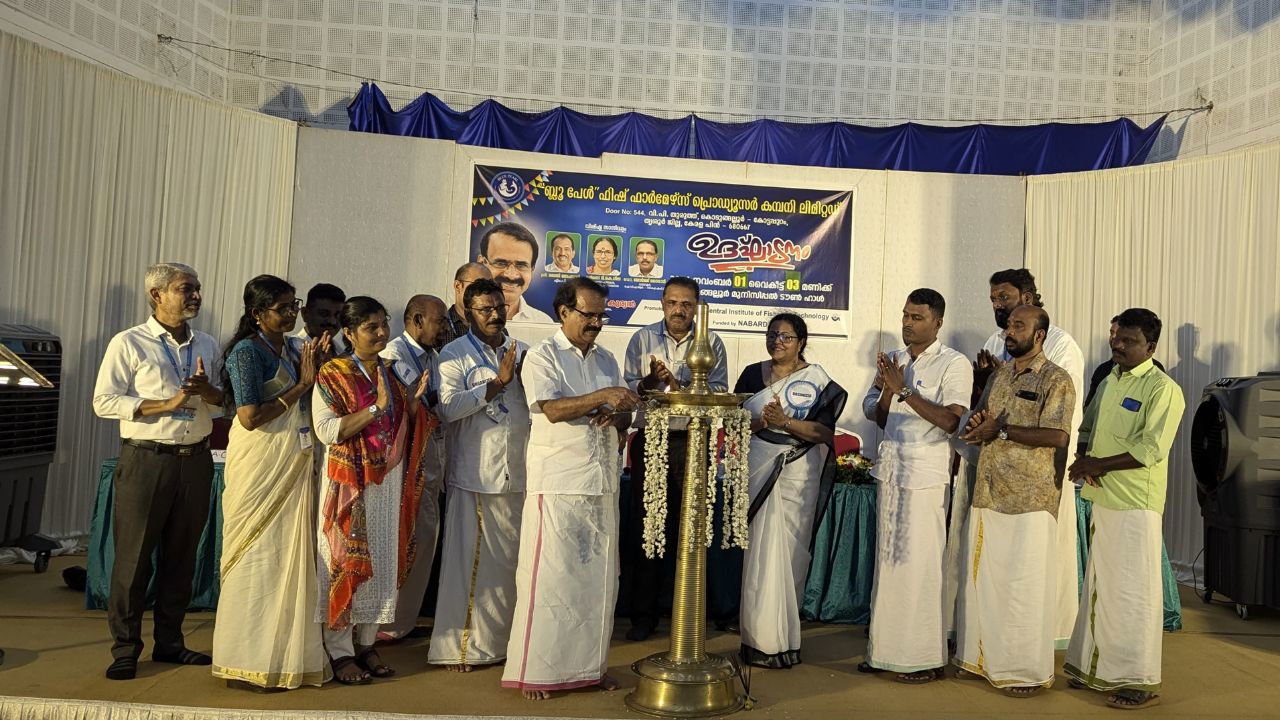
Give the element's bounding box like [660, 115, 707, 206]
[469, 165, 854, 336]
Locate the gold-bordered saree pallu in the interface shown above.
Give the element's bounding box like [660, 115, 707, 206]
[213, 360, 330, 689]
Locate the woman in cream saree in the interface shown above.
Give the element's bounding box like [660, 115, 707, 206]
[212, 275, 331, 690]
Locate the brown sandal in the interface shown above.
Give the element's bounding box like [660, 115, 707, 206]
[330, 655, 372, 685]
[355, 646, 395, 678]
[1005, 685, 1043, 698]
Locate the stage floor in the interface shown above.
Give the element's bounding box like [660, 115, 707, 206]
[1, 555, 1278, 719]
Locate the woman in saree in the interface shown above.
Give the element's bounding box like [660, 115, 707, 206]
[312, 296, 435, 684]
[734, 313, 847, 669]
[212, 274, 331, 691]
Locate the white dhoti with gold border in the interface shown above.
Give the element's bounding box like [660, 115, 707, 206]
[954, 506, 1058, 688]
[428, 488, 523, 666]
[1064, 505, 1163, 693]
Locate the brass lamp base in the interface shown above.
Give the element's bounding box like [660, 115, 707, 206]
[625, 652, 744, 718]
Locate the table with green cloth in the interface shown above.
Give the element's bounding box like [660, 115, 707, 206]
[797, 482, 1183, 632]
[802, 482, 877, 624]
[1075, 487, 1183, 631]
[85, 457, 225, 611]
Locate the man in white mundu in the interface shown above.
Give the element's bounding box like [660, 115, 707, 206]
[429, 279, 530, 671]
[502, 278, 638, 700]
[860, 289, 972, 683]
[956, 305, 1076, 697]
[1065, 309, 1183, 711]
[976, 268, 1085, 648]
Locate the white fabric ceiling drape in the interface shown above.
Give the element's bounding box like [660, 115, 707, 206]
[0, 30, 297, 537]
[1025, 142, 1280, 582]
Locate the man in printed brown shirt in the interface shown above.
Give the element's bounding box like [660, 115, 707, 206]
[953, 305, 1076, 698]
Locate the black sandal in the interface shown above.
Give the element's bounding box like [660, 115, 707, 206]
[105, 656, 138, 680]
[355, 646, 396, 678]
[1106, 689, 1160, 710]
[152, 647, 212, 666]
[330, 655, 372, 685]
[856, 661, 884, 674]
[896, 667, 944, 684]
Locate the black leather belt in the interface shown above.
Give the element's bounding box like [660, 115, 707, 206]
[123, 438, 210, 456]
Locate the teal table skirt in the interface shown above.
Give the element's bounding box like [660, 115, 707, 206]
[798, 483, 1183, 631]
[1075, 488, 1183, 631]
[802, 483, 877, 624]
[85, 457, 225, 611]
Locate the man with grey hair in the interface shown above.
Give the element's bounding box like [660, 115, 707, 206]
[92, 262, 224, 680]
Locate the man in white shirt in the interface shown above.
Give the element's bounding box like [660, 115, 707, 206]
[860, 289, 972, 683]
[544, 233, 580, 274]
[627, 239, 664, 278]
[429, 278, 530, 671]
[974, 268, 1085, 649]
[477, 221, 555, 324]
[621, 277, 728, 641]
[289, 282, 347, 356]
[92, 262, 224, 681]
[377, 294, 449, 642]
[502, 277, 639, 699]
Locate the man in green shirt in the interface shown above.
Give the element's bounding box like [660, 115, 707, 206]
[1064, 308, 1185, 710]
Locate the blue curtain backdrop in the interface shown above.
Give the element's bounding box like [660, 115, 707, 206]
[348, 83, 1165, 175]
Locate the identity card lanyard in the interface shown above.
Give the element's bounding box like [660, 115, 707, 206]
[466, 333, 510, 416]
[160, 338, 194, 384]
[355, 359, 394, 419]
[404, 339, 435, 408]
[259, 332, 299, 384]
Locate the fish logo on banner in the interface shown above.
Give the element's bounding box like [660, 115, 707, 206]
[491, 171, 525, 203]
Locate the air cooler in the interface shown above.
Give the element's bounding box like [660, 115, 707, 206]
[0, 324, 61, 573]
[1190, 372, 1280, 619]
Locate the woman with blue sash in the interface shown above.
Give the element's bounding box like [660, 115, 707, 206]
[735, 313, 847, 669]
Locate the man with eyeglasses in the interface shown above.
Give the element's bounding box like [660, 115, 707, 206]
[92, 262, 224, 680]
[429, 278, 530, 672]
[503, 277, 638, 699]
[444, 263, 492, 348]
[376, 295, 450, 642]
[621, 276, 727, 642]
[628, 239, 664, 278]
[476, 222, 555, 325]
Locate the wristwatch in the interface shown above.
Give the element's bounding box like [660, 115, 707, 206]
[367, 403, 381, 417]
[896, 387, 914, 401]
[997, 422, 1009, 441]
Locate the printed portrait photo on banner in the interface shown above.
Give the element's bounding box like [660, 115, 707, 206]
[475, 221, 555, 324]
[586, 235, 622, 278]
[544, 232, 581, 275]
[628, 237, 665, 279]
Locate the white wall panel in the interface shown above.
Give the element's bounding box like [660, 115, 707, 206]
[290, 129, 1023, 452]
